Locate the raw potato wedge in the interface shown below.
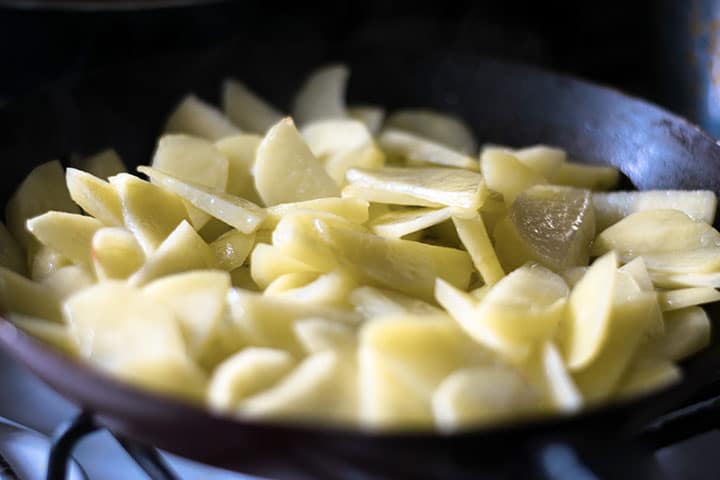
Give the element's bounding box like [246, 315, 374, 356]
[348, 105, 385, 134]
[452, 214, 504, 286]
[264, 272, 319, 295]
[370, 207, 453, 239]
[73, 148, 126, 179]
[550, 162, 619, 191]
[66, 168, 124, 226]
[6, 161, 80, 249]
[384, 109, 477, 154]
[342, 184, 444, 208]
[91, 227, 145, 280]
[0, 221, 26, 274]
[378, 129, 478, 170]
[222, 79, 284, 133]
[215, 134, 263, 204]
[0, 267, 62, 322]
[164, 94, 240, 141]
[292, 64, 348, 125]
[264, 197, 369, 229]
[209, 229, 255, 271]
[26, 212, 103, 268]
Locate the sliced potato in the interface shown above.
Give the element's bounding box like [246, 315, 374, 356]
[164, 94, 239, 140]
[378, 129, 478, 170]
[26, 212, 103, 268]
[619, 257, 654, 291]
[370, 207, 452, 239]
[480, 150, 545, 205]
[537, 342, 582, 412]
[640, 248, 720, 275]
[91, 227, 145, 280]
[550, 162, 619, 191]
[0, 221, 25, 274]
[0, 267, 62, 322]
[293, 318, 356, 354]
[209, 229, 254, 271]
[222, 79, 284, 133]
[40, 265, 94, 301]
[249, 243, 317, 289]
[264, 272, 318, 295]
[650, 271, 720, 289]
[384, 109, 477, 154]
[264, 197, 369, 229]
[30, 246, 71, 281]
[615, 356, 681, 400]
[7, 313, 77, 356]
[484, 145, 566, 177]
[292, 64, 348, 125]
[111, 355, 207, 403]
[657, 287, 720, 311]
[342, 184, 444, 207]
[73, 148, 126, 179]
[452, 214, 504, 286]
[348, 105, 385, 134]
[350, 285, 442, 319]
[265, 270, 355, 307]
[66, 168, 124, 226]
[651, 307, 711, 361]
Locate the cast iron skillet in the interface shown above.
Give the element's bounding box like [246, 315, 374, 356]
[2, 43, 720, 478]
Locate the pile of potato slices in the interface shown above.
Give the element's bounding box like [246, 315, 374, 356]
[0, 64, 718, 431]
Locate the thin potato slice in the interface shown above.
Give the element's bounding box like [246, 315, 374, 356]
[657, 287, 720, 312]
[26, 212, 103, 268]
[342, 184, 444, 207]
[7, 313, 77, 356]
[215, 133, 263, 204]
[264, 272, 319, 296]
[615, 356, 681, 400]
[651, 307, 711, 361]
[66, 168, 124, 226]
[164, 94, 240, 140]
[378, 129, 478, 170]
[30, 246, 71, 281]
[370, 207, 452, 239]
[384, 109, 477, 154]
[91, 227, 145, 280]
[538, 342, 582, 412]
[249, 243, 317, 289]
[292, 64, 348, 125]
[640, 248, 720, 275]
[222, 79, 284, 133]
[73, 148, 126, 179]
[0, 267, 62, 322]
[209, 229, 255, 271]
[452, 214, 504, 286]
[550, 162, 619, 191]
[348, 105, 385, 134]
[480, 150, 545, 205]
[619, 258, 654, 291]
[0, 221, 25, 274]
[265, 270, 356, 307]
[40, 265, 94, 301]
[350, 285, 443, 319]
[494, 145, 566, 177]
[264, 197, 369, 229]
[293, 318, 356, 354]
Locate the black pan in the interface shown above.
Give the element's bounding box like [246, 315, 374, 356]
[2, 43, 720, 479]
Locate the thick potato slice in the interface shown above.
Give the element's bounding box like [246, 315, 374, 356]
[480, 150, 546, 205]
[222, 79, 284, 133]
[657, 287, 720, 311]
[139, 166, 265, 234]
[40, 265, 94, 301]
[350, 285, 443, 319]
[593, 190, 717, 231]
[249, 243, 317, 289]
[348, 105, 385, 134]
[26, 212, 103, 268]
[592, 209, 720, 260]
[370, 207, 452, 239]
[164, 94, 240, 140]
[452, 214, 504, 286]
[264, 197, 369, 229]
[91, 227, 145, 280]
[615, 356, 681, 400]
[6, 160, 80, 249]
[293, 318, 356, 354]
[8, 313, 78, 356]
[208, 347, 294, 412]
[0, 221, 25, 274]
[292, 64, 348, 125]
[66, 168, 124, 226]
[378, 129, 478, 170]
[209, 229, 254, 271]
[650, 307, 711, 361]
[549, 162, 619, 190]
[109, 173, 190, 254]
[129, 221, 216, 286]
[215, 133, 263, 204]
[144, 270, 231, 366]
[0, 267, 62, 322]
[254, 118, 340, 206]
[345, 166, 487, 210]
[384, 109, 477, 154]
[73, 148, 126, 179]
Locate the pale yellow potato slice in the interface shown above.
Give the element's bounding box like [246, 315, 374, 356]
[651, 307, 711, 361]
[209, 229, 254, 271]
[615, 356, 681, 400]
[73, 148, 126, 179]
[292, 64, 348, 125]
[129, 221, 216, 286]
[26, 212, 103, 268]
[432, 365, 539, 431]
[369, 207, 452, 238]
[30, 246, 71, 281]
[560, 266, 589, 288]
[164, 94, 240, 140]
[264, 272, 319, 295]
[483, 145, 566, 177]
[8, 313, 78, 357]
[537, 342, 582, 412]
[640, 248, 720, 275]
[657, 287, 720, 311]
[222, 79, 284, 133]
[139, 166, 265, 234]
[562, 252, 617, 370]
[359, 314, 490, 429]
[650, 271, 720, 289]
[452, 214, 504, 286]
[470, 285, 490, 301]
[109, 173, 190, 254]
[384, 109, 477, 154]
[350, 285, 443, 319]
[346, 166, 487, 210]
[592, 209, 720, 260]
[0, 221, 25, 274]
[293, 318, 356, 354]
[144, 270, 230, 366]
[263, 197, 369, 229]
[619, 257, 654, 291]
[378, 129, 478, 170]
[208, 347, 294, 412]
[550, 162, 619, 191]
[593, 190, 717, 231]
[348, 105, 385, 134]
[215, 133, 263, 201]
[0, 267, 62, 322]
[40, 265, 94, 301]
[480, 150, 546, 205]
[249, 243, 317, 289]
[266, 270, 356, 307]
[111, 355, 208, 403]
[66, 168, 124, 226]
[341, 184, 444, 207]
[91, 227, 145, 280]
[6, 160, 80, 249]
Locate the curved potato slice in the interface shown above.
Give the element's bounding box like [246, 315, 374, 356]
[30, 246, 71, 281]
[40, 265, 94, 301]
[640, 248, 720, 275]
[8, 313, 78, 357]
[0, 221, 25, 274]
[250, 243, 317, 289]
[619, 257, 654, 291]
[452, 214, 504, 286]
[342, 184, 443, 208]
[264, 272, 319, 295]
[91, 227, 145, 280]
[350, 286, 442, 319]
[294, 318, 356, 354]
[384, 109, 477, 154]
[495, 145, 566, 177]
[615, 356, 681, 400]
[348, 105, 385, 134]
[370, 207, 452, 239]
[0, 267, 62, 322]
[378, 129, 478, 170]
[480, 150, 546, 205]
[66, 168, 124, 226]
[652, 307, 711, 361]
[72, 148, 126, 180]
[550, 162, 619, 191]
[209, 229, 255, 271]
[657, 287, 720, 311]
[292, 64, 348, 125]
[222, 79, 284, 133]
[164, 94, 239, 141]
[264, 197, 369, 229]
[26, 212, 102, 268]
[215, 133, 263, 204]
[265, 270, 356, 307]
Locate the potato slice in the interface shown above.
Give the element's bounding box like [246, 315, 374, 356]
[249, 243, 317, 289]
[292, 64, 348, 125]
[650, 271, 720, 289]
[263, 197, 369, 229]
[129, 221, 216, 286]
[640, 248, 720, 275]
[550, 162, 619, 191]
[111, 355, 207, 403]
[651, 307, 711, 361]
[432, 365, 539, 431]
[40, 265, 93, 301]
[345, 167, 487, 210]
[452, 214, 504, 286]
[384, 109, 477, 154]
[0, 221, 25, 274]
[208, 347, 294, 412]
[139, 166, 265, 234]
[254, 118, 340, 206]
[657, 287, 720, 311]
[378, 129, 478, 170]
[615, 356, 681, 400]
[348, 105, 385, 134]
[350, 285, 443, 319]
[482, 145, 566, 177]
[480, 150, 546, 205]
[215, 133, 263, 204]
[0, 267, 62, 322]
[7, 313, 77, 356]
[222, 79, 284, 133]
[592, 210, 720, 260]
[90, 227, 144, 280]
[164, 94, 240, 140]
[30, 246, 71, 281]
[619, 257, 654, 291]
[66, 168, 124, 226]
[265, 270, 355, 307]
[593, 190, 717, 231]
[144, 270, 230, 366]
[369, 207, 452, 239]
[26, 212, 103, 268]
[209, 229, 254, 271]
[264, 272, 318, 295]
[537, 342, 582, 412]
[293, 318, 356, 354]
[109, 173, 190, 254]
[73, 148, 126, 179]
[6, 160, 80, 249]
[341, 184, 444, 208]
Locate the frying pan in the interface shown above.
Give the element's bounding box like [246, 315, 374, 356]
[2, 42, 720, 479]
